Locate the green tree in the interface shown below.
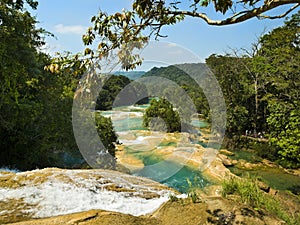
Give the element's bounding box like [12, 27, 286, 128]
[143, 98, 181, 132]
[257, 12, 300, 167]
[95, 113, 118, 158]
[0, 0, 50, 169]
[267, 103, 300, 168]
[142, 64, 209, 118]
[206, 55, 251, 135]
[0, 0, 119, 170]
[96, 75, 131, 110]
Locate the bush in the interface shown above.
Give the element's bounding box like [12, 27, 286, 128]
[221, 175, 300, 225]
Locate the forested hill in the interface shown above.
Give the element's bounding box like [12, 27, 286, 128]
[141, 63, 211, 119]
[142, 63, 209, 87]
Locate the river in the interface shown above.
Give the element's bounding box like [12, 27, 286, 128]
[101, 104, 211, 193]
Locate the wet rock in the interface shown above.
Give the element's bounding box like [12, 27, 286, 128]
[218, 154, 233, 167]
[257, 181, 271, 193]
[219, 149, 235, 156]
[202, 157, 233, 183]
[261, 159, 280, 168]
[0, 168, 178, 224]
[232, 160, 238, 165]
[269, 188, 278, 196]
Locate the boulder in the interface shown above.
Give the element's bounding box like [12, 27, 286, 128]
[219, 149, 235, 156]
[218, 154, 233, 167]
[257, 181, 271, 193]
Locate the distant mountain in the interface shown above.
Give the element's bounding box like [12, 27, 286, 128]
[113, 71, 146, 80]
[141, 63, 211, 115]
[142, 63, 210, 87]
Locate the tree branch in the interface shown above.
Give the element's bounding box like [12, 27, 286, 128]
[166, 0, 300, 25]
[257, 3, 300, 19]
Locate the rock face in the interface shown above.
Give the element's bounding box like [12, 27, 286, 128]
[0, 168, 179, 224]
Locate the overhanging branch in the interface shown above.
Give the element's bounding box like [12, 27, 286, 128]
[258, 3, 299, 19]
[166, 0, 300, 25]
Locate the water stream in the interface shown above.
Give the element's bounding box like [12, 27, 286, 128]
[102, 105, 210, 193]
[101, 105, 300, 193]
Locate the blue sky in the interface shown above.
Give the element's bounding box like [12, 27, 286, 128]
[30, 0, 290, 68]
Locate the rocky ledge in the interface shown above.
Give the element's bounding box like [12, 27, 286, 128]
[0, 168, 180, 224]
[0, 167, 290, 225]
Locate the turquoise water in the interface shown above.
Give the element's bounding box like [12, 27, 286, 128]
[134, 153, 210, 193]
[113, 117, 145, 132]
[103, 105, 299, 194]
[229, 150, 261, 163]
[162, 165, 209, 193]
[191, 120, 209, 128]
[112, 117, 208, 132]
[102, 105, 211, 193]
[229, 166, 300, 191]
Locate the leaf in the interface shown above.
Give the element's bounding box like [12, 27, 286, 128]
[84, 48, 92, 55]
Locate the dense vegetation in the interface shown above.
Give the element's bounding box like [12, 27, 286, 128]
[96, 74, 149, 110]
[140, 12, 300, 168]
[207, 12, 300, 168]
[1, 0, 299, 171]
[96, 75, 131, 110]
[0, 0, 118, 170]
[143, 98, 181, 132]
[142, 64, 210, 117]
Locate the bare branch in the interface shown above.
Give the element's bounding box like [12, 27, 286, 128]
[257, 3, 300, 19]
[166, 0, 300, 25]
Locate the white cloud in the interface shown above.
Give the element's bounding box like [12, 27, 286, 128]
[166, 43, 178, 48]
[54, 24, 87, 35]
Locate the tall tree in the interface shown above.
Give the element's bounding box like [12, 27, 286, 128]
[257, 11, 300, 167]
[143, 98, 181, 132]
[206, 54, 251, 136]
[0, 0, 119, 170]
[0, 0, 48, 168]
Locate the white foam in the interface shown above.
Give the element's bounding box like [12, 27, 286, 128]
[0, 170, 175, 218]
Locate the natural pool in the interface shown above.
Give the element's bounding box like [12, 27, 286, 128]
[133, 150, 210, 193]
[102, 105, 211, 193]
[103, 105, 300, 194]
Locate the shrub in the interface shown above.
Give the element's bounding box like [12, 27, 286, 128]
[221, 175, 300, 225]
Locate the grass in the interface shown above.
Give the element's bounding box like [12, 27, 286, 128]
[221, 175, 300, 225]
[168, 193, 179, 202]
[168, 176, 202, 204]
[186, 177, 202, 203]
